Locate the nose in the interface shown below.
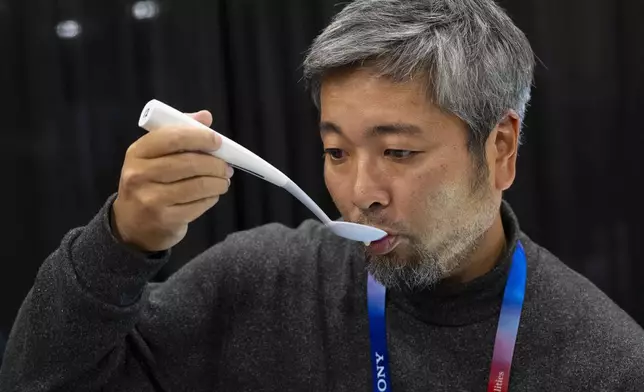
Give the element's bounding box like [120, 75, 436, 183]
[351, 158, 390, 212]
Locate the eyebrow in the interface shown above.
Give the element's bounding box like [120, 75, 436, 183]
[320, 121, 422, 138]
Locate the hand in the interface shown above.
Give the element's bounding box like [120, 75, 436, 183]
[112, 111, 233, 252]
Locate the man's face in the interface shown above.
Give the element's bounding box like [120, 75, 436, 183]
[319, 68, 501, 289]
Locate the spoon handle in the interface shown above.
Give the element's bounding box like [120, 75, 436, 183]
[138, 99, 290, 188]
[283, 180, 333, 224]
[138, 99, 334, 225]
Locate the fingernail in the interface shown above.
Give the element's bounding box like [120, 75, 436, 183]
[226, 165, 234, 178]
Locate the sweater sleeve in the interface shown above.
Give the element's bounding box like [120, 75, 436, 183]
[0, 195, 223, 392]
[616, 347, 644, 391]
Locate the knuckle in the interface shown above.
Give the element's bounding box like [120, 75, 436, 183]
[195, 176, 226, 197]
[126, 136, 147, 157]
[193, 128, 218, 150]
[199, 176, 215, 194]
[210, 132, 221, 150]
[186, 153, 203, 173]
[166, 131, 184, 152]
[203, 156, 226, 178]
[216, 160, 229, 178]
[121, 167, 143, 188]
[138, 191, 161, 211]
[196, 131, 217, 152]
[125, 143, 137, 157]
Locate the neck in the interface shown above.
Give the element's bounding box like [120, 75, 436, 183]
[447, 212, 507, 284]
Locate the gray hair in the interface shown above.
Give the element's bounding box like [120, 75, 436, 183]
[303, 0, 535, 154]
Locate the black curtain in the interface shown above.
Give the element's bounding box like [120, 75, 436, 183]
[1, 0, 642, 337]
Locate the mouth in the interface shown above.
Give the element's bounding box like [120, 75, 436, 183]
[364, 234, 401, 256]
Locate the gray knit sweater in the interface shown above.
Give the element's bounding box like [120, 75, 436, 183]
[1, 196, 643, 391]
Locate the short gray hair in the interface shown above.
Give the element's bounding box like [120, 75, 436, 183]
[303, 0, 535, 154]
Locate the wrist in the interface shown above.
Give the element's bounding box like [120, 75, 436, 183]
[109, 199, 168, 258]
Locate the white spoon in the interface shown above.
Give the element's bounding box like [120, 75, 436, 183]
[137, 99, 387, 244]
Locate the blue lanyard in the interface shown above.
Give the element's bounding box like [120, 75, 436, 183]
[367, 241, 527, 392]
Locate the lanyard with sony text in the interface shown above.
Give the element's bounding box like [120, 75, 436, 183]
[367, 241, 527, 392]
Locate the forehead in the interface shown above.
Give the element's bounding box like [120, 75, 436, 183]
[320, 67, 429, 114]
[319, 67, 465, 139]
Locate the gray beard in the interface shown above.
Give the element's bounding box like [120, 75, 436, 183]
[363, 160, 496, 291]
[364, 231, 483, 291]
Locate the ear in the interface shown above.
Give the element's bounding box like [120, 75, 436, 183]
[486, 110, 520, 191]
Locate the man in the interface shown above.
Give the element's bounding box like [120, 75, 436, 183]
[1, 0, 643, 390]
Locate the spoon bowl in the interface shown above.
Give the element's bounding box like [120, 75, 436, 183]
[327, 221, 387, 243]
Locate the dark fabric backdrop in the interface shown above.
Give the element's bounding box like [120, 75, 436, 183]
[1, 0, 642, 337]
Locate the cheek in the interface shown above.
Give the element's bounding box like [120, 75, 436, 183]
[324, 168, 349, 206]
[401, 160, 450, 198]
[393, 158, 461, 217]
[392, 171, 435, 214]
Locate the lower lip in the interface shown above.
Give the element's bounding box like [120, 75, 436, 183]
[367, 235, 400, 255]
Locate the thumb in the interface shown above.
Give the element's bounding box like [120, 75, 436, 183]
[187, 110, 213, 127]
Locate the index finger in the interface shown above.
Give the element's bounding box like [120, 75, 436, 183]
[130, 126, 222, 159]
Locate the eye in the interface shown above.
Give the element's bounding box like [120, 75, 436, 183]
[323, 148, 347, 161]
[385, 149, 418, 159]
